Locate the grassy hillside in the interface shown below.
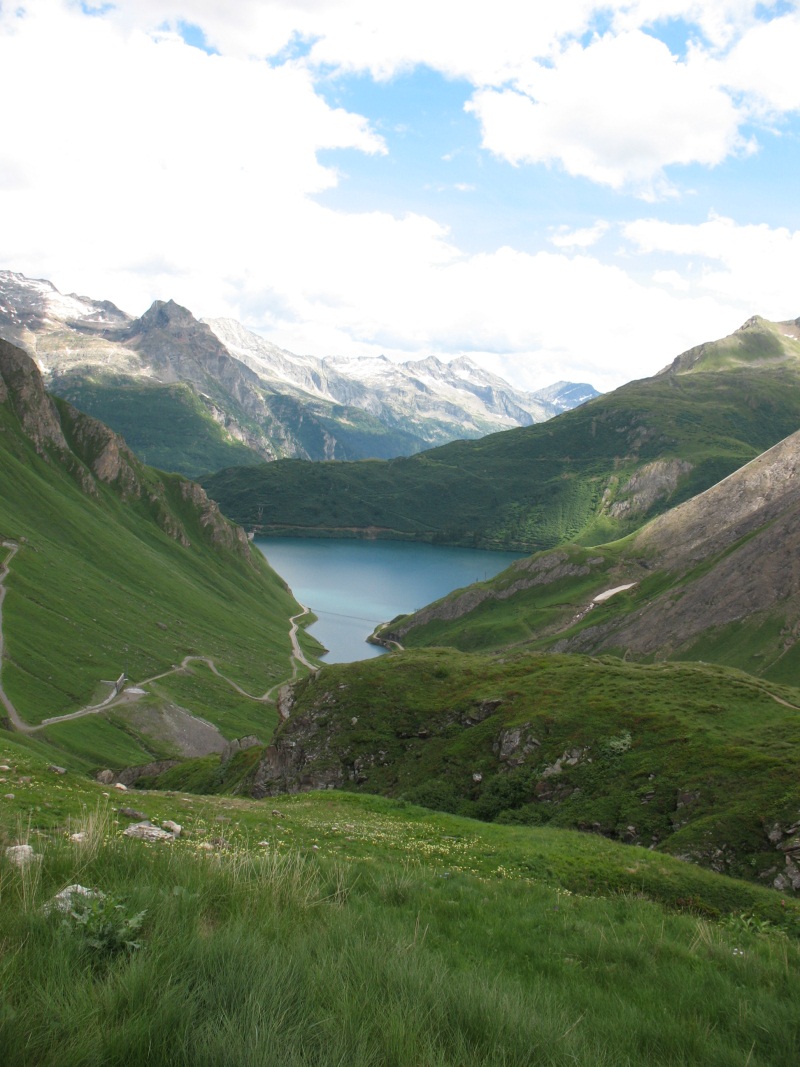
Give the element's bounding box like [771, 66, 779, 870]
[0, 339, 320, 769]
[142, 649, 800, 892]
[1, 730, 799, 1066]
[384, 425, 800, 683]
[51, 377, 265, 478]
[204, 350, 800, 552]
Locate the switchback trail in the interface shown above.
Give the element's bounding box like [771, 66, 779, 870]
[0, 543, 318, 731]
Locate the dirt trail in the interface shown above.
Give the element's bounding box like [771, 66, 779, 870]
[0, 545, 318, 733]
[0, 542, 34, 733]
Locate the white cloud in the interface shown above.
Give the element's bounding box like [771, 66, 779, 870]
[717, 10, 800, 115]
[611, 1, 781, 48]
[624, 214, 800, 318]
[549, 221, 611, 249]
[0, 1, 384, 308]
[99, 0, 601, 80]
[1, 2, 798, 398]
[468, 31, 749, 192]
[95, 1, 786, 75]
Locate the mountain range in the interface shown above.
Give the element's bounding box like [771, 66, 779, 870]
[205, 311, 800, 552]
[0, 270, 597, 477]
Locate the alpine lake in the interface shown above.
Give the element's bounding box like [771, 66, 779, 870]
[255, 537, 525, 663]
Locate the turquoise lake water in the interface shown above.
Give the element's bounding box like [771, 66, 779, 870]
[255, 537, 525, 663]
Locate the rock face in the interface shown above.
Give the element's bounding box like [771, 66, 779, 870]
[606, 459, 694, 520]
[0, 339, 69, 455]
[552, 427, 800, 659]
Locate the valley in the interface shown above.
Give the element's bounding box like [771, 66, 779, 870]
[2, 292, 800, 1066]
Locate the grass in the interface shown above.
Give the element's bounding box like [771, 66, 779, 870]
[40, 716, 159, 768]
[1, 734, 799, 1066]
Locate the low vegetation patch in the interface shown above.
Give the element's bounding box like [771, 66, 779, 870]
[238, 650, 800, 891]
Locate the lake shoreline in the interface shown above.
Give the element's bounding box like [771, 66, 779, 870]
[255, 537, 525, 664]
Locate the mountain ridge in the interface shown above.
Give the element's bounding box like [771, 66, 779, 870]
[381, 423, 800, 683]
[0, 270, 598, 476]
[204, 310, 800, 551]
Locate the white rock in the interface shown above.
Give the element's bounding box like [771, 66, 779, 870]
[114, 782, 128, 791]
[5, 844, 37, 866]
[123, 821, 173, 842]
[45, 884, 104, 913]
[161, 820, 182, 837]
[70, 831, 88, 843]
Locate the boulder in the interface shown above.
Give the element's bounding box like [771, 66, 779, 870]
[45, 884, 103, 913]
[123, 821, 174, 842]
[5, 844, 37, 867]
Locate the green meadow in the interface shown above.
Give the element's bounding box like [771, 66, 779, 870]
[1, 734, 799, 1067]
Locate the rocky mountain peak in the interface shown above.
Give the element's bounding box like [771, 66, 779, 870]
[739, 313, 774, 330]
[136, 299, 203, 333]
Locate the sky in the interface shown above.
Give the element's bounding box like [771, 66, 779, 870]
[1, 1, 799, 392]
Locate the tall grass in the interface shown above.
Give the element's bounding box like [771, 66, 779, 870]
[1, 810, 798, 1067]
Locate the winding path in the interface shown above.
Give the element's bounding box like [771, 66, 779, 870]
[0, 541, 318, 733]
[0, 541, 32, 733]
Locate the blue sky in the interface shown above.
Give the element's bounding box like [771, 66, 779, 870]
[2, 1, 799, 390]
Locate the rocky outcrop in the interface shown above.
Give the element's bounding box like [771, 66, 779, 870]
[104, 760, 181, 788]
[606, 459, 693, 519]
[765, 820, 800, 892]
[0, 338, 69, 455]
[221, 735, 262, 763]
[61, 401, 143, 498]
[494, 724, 540, 766]
[179, 480, 252, 558]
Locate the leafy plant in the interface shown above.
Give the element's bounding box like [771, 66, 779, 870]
[61, 892, 147, 959]
[603, 730, 632, 756]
